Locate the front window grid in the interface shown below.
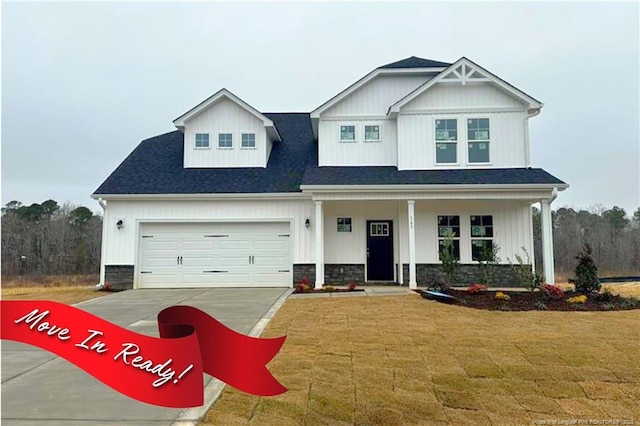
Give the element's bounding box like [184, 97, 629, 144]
[218, 133, 233, 149]
[364, 125, 380, 142]
[337, 217, 352, 233]
[438, 215, 461, 261]
[241, 133, 256, 149]
[470, 215, 494, 261]
[340, 125, 356, 142]
[370, 222, 389, 237]
[467, 118, 490, 163]
[195, 133, 209, 148]
[435, 119, 457, 164]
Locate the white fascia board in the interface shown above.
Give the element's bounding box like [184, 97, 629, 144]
[91, 192, 312, 201]
[301, 183, 569, 192]
[310, 67, 447, 119]
[173, 88, 281, 141]
[387, 57, 543, 116]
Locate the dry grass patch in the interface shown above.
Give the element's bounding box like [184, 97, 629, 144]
[201, 294, 640, 425]
[1, 275, 107, 304]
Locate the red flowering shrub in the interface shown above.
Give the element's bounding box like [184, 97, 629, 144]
[294, 276, 312, 293]
[467, 283, 488, 295]
[541, 284, 564, 300]
[348, 281, 357, 291]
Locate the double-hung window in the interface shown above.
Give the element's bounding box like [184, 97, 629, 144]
[470, 215, 494, 261]
[435, 119, 457, 163]
[241, 133, 256, 149]
[364, 125, 380, 142]
[195, 133, 209, 148]
[438, 215, 460, 260]
[467, 118, 490, 163]
[218, 133, 233, 149]
[340, 125, 356, 142]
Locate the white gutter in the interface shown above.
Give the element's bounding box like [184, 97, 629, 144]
[300, 183, 569, 192]
[90, 192, 312, 201]
[97, 197, 108, 287]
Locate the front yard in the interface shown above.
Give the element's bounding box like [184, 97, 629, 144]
[203, 293, 640, 425]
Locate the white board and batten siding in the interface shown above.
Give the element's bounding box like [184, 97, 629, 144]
[397, 82, 530, 170]
[318, 119, 397, 166]
[104, 199, 314, 288]
[183, 97, 269, 168]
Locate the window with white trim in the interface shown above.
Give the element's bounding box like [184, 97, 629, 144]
[340, 125, 356, 142]
[435, 119, 457, 163]
[468, 118, 490, 163]
[364, 125, 380, 142]
[337, 217, 352, 233]
[438, 215, 460, 261]
[195, 133, 209, 148]
[369, 222, 389, 237]
[241, 133, 256, 149]
[470, 215, 494, 261]
[218, 133, 233, 149]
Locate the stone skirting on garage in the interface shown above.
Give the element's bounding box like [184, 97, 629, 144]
[402, 263, 528, 288]
[293, 264, 366, 284]
[105, 265, 134, 290]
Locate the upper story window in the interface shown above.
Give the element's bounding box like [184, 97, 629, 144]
[470, 215, 494, 261]
[340, 125, 356, 142]
[364, 125, 380, 142]
[438, 215, 460, 260]
[218, 133, 233, 149]
[195, 133, 210, 149]
[241, 133, 256, 149]
[435, 119, 457, 164]
[468, 118, 490, 163]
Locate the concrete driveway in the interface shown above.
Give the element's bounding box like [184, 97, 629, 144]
[1, 288, 290, 425]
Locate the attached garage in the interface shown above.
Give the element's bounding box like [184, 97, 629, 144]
[137, 222, 292, 288]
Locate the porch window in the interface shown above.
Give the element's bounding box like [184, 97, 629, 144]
[364, 125, 380, 142]
[195, 133, 210, 148]
[470, 215, 494, 261]
[438, 215, 460, 260]
[468, 118, 490, 163]
[337, 217, 352, 233]
[340, 125, 356, 142]
[435, 119, 457, 163]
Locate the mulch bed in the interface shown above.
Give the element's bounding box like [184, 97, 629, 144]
[293, 288, 365, 294]
[415, 289, 640, 311]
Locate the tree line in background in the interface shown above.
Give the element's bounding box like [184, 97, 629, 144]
[1, 200, 101, 275]
[1, 199, 639, 279]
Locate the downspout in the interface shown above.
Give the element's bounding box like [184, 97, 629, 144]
[97, 198, 108, 287]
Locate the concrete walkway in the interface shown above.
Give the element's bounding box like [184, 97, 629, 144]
[1, 288, 289, 425]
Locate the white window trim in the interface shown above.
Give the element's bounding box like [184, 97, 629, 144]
[437, 215, 461, 261]
[194, 133, 211, 150]
[217, 133, 234, 150]
[337, 217, 352, 233]
[240, 133, 257, 150]
[434, 117, 459, 165]
[470, 214, 495, 262]
[339, 124, 357, 143]
[466, 117, 492, 165]
[363, 124, 381, 143]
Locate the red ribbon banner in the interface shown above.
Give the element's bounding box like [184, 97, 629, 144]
[0, 300, 287, 407]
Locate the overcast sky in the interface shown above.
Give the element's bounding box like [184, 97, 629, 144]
[2, 2, 639, 215]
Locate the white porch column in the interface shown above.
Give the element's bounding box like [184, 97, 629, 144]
[314, 201, 324, 289]
[407, 200, 417, 289]
[397, 201, 404, 285]
[540, 199, 555, 284]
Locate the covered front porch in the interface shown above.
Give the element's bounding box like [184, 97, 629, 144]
[302, 187, 559, 289]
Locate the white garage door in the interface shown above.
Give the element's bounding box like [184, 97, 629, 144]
[138, 222, 291, 288]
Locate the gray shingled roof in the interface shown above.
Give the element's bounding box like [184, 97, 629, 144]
[378, 56, 452, 69]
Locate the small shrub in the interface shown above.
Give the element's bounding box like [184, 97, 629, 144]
[439, 232, 460, 286]
[323, 285, 335, 292]
[347, 281, 357, 291]
[567, 295, 587, 304]
[300, 276, 310, 286]
[574, 244, 601, 293]
[595, 290, 614, 303]
[602, 302, 615, 311]
[467, 283, 488, 295]
[508, 248, 540, 291]
[533, 300, 548, 311]
[541, 284, 564, 300]
[620, 297, 640, 309]
[478, 242, 500, 286]
[495, 291, 511, 301]
[429, 280, 450, 292]
[99, 282, 114, 292]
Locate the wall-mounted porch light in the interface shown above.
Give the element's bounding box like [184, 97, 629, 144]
[305, 218, 310, 228]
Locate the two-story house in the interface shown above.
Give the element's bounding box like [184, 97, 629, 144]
[93, 56, 568, 290]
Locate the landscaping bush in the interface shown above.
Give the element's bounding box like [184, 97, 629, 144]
[567, 295, 587, 304]
[295, 276, 312, 293]
[439, 232, 459, 286]
[594, 290, 614, 303]
[495, 291, 510, 301]
[467, 283, 487, 295]
[347, 281, 357, 291]
[533, 300, 548, 311]
[508, 248, 543, 291]
[541, 284, 564, 300]
[478, 242, 500, 286]
[574, 244, 601, 294]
